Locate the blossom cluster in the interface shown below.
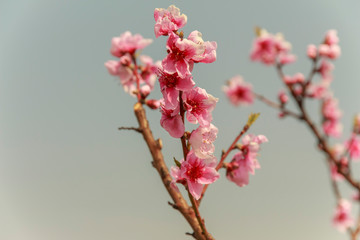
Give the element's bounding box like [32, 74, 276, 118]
[154, 5, 220, 200]
[225, 27, 360, 233]
[250, 27, 296, 65]
[105, 32, 160, 109]
[225, 134, 268, 187]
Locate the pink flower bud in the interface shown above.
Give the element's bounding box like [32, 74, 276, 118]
[140, 85, 151, 98]
[278, 90, 288, 104]
[307, 44, 317, 59]
[279, 53, 296, 65]
[324, 30, 339, 46]
[319, 44, 330, 57]
[146, 99, 161, 109]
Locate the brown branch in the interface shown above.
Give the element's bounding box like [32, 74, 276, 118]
[351, 202, 360, 240]
[253, 92, 303, 120]
[131, 56, 142, 102]
[178, 90, 212, 240]
[133, 102, 213, 240]
[118, 126, 142, 133]
[327, 160, 341, 201]
[303, 57, 319, 97]
[275, 63, 360, 191]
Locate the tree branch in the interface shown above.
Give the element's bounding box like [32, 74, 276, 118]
[133, 102, 213, 240]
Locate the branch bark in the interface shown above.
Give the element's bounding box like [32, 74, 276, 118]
[133, 102, 214, 240]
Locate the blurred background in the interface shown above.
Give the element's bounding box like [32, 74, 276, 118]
[1, 0, 360, 239]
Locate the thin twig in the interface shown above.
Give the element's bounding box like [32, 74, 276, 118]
[253, 92, 303, 119]
[118, 126, 142, 133]
[275, 63, 360, 191]
[199, 122, 251, 204]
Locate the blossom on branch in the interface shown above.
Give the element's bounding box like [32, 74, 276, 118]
[183, 87, 218, 127]
[223, 75, 254, 106]
[171, 151, 219, 200]
[345, 134, 360, 160]
[332, 199, 354, 232]
[110, 31, 153, 57]
[226, 134, 268, 187]
[154, 5, 187, 38]
[189, 124, 218, 160]
[160, 102, 185, 138]
[158, 67, 195, 109]
[322, 96, 343, 138]
[250, 28, 296, 65]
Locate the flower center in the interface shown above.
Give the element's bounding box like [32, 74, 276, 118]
[186, 161, 204, 182]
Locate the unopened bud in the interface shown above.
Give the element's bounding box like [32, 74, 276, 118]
[146, 99, 160, 109]
[278, 90, 288, 104]
[140, 85, 151, 98]
[307, 44, 317, 59]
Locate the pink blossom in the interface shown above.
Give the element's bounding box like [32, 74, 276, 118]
[293, 85, 303, 96]
[324, 30, 339, 46]
[278, 90, 288, 104]
[183, 87, 218, 127]
[139, 55, 160, 90]
[187, 31, 217, 64]
[321, 95, 343, 137]
[189, 124, 218, 159]
[307, 44, 317, 59]
[323, 120, 343, 138]
[110, 31, 152, 57]
[154, 5, 187, 38]
[226, 134, 268, 187]
[345, 134, 360, 160]
[223, 75, 254, 106]
[140, 85, 151, 98]
[171, 151, 219, 200]
[283, 73, 305, 85]
[250, 29, 293, 65]
[105, 60, 121, 76]
[322, 97, 342, 121]
[160, 101, 185, 138]
[105, 56, 137, 95]
[306, 82, 330, 99]
[250, 35, 277, 65]
[329, 144, 346, 181]
[105, 54, 159, 97]
[352, 191, 360, 201]
[319, 44, 341, 60]
[162, 32, 205, 78]
[199, 41, 217, 63]
[158, 67, 195, 109]
[332, 199, 354, 232]
[278, 53, 296, 65]
[318, 60, 334, 81]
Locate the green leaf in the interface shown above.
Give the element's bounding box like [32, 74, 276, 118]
[247, 113, 260, 126]
[174, 157, 181, 168]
